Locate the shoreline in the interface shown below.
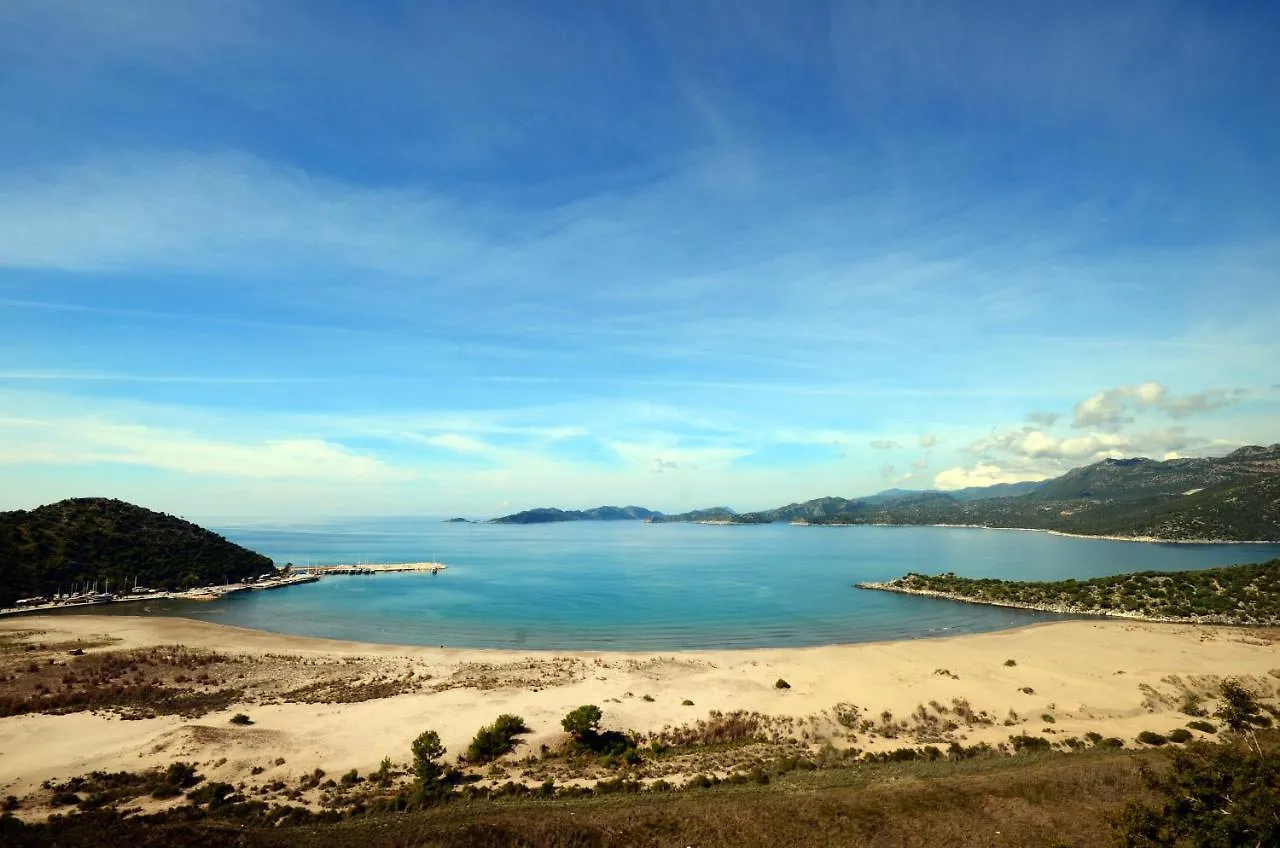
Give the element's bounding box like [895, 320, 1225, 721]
[663, 519, 1276, 544]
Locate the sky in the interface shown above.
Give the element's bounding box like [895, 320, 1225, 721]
[1, 0, 1278, 520]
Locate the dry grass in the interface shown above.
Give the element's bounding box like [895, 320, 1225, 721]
[3, 748, 1156, 847]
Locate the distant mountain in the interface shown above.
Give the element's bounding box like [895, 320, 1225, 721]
[647, 507, 737, 523]
[490, 505, 663, 524]
[1027, 447, 1278, 501]
[811, 445, 1280, 541]
[646, 444, 1280, 541]
[862, 480, 1044, 505]
[0, 498, 275, 608]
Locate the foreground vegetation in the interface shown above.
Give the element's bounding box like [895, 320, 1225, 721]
[5, 728, 1277, 847]
[6, 680, 1277, 847]
[0, 498, 273, 607]
[861, 560, 1280, 624]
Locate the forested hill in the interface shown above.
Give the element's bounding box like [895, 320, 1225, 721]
[651, 444, 1280, 541]
[810, 446, 1280, 541]
[490, 505, 663, 524]
[0, 498, 274, 607]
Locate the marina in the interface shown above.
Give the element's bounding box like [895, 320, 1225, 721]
[0, 565, 448, 617]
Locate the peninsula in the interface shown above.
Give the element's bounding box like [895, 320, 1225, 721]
[858, 560, 1280, 625]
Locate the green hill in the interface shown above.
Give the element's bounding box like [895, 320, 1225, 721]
[0, 498, 274, 607]
[810, 447, 1280, 541]
[490, 505, 663, 524]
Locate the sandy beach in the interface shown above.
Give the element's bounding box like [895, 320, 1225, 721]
[1, 615, 1276, 816]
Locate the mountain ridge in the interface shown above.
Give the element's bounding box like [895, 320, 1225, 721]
[496, 445, 1280, 541]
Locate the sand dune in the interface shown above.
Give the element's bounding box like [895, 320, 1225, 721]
[1, 615, 1276, 812]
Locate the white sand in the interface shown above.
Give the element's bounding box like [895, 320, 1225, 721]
[1, 616, 1276, 804]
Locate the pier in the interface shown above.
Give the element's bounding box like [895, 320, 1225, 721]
[293, 562, 448, 576]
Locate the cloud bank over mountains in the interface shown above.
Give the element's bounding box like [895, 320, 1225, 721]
[931, 382, 1253, 490]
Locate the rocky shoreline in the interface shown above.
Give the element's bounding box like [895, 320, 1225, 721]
[854, 581, 1280, 626]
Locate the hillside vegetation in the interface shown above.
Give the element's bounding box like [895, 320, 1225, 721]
[860, 560, 1280, 624]
[0, 498, 273, 607]
[670, 445, 1280, 541]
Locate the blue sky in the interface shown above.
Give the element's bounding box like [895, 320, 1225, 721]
[1, 0, 1278, 519]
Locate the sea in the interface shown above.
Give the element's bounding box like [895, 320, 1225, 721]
[72, 520, 1280, 651]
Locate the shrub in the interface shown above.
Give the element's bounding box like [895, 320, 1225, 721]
[1187, 719, 1217, 734]
[641, 694, 654, 702]
[1004, 659, 1017, 667]
[1167, 728, 1193, 744]
[1041, 714, 1056, 724]
[1010, 734, 1052, 753]
[1215, 679, 1266, 743]
[561, 705, 602, 738]
[774, 678, 791, 690]
[229, 713, 253, 725]
[1084, 731, 1103, 744]
[1019, 686, 1035, 695]
[1113, 741, 1280, 846]
[340, 769, 360, 786]
[467, 714, 530, 763]
[1099, 737, 1125, 749]
[682, 699, 694, 706]
[1180, 691, 1207, 717]
[1137, 731, 1168, 746]
[372, 757, 395, 787]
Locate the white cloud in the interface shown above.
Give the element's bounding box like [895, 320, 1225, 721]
[869, 439, 901, 450]
[0, 414, 414, 482]
[0, 153, 479, 277]
[1071, 382, 1243, 428]
[605, 440, 752, 471]
[919, 433, 936, 448]
[421, 433, 491, 453]
[934, 463, 1050, 490]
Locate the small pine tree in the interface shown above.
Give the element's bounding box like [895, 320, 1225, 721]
[561, 705, 603, 738]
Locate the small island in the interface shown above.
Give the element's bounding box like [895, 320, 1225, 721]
[858, 560, 1280, 625]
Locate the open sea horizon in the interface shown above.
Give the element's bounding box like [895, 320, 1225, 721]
[70, 520, 1280, 651]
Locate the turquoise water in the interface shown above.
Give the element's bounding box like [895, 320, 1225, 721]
[78, 521, 1280, 650]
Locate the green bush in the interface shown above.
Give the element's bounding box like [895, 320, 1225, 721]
[682, 699, 694, 706]
[1041, 714, 1056, 724]
[1010, 734, 1052, 753]
[1004, 659, 1017, 667]
[774, 678, 791, 689]
[467, 714, 530, 763]
[1137, 731, 1168, 746]
[562, 705, 603, 738]
[229, 713, 253, 725]
[1167, 728, 1193, 744]
[1113, 741, 1280, 846]
[1187, 719, 1217, 734]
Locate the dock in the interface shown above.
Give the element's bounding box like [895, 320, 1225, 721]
[1, 564, 447, 617]
[293, 562, 448, 576]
